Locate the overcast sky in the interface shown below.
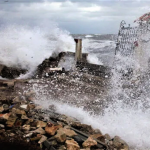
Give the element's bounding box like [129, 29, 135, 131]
[0, 0, 150, 34]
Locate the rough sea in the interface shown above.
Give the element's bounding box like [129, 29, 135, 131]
[1, 24, 150, 150]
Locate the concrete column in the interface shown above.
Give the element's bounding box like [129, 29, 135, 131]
[74, 39, 82, 62]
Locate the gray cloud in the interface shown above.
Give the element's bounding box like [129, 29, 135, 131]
[0, 0, 150, 33]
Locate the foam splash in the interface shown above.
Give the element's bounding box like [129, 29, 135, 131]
[87, 54, 103, 65]
[0, 24, 75, 78]
[34, 94, 150, 150]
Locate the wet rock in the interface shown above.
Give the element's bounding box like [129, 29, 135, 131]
[9, 133, 15, 137]
[55, 131, 67, 143]
[34, 106, 42, 110]
[22, 125, 31, 131]
[12, 96, 21, 104]
[72, 135, 84, 146]
[24, 90, 36, 101]
[65, 139, 80, 150]
[21, 115, 29, 120]
[28, 104, 35, 110]
[38, 135, 47, 144]
[37, 121, 47, 128]
[6, 115, 17, 127]
[0, 106, 4, 113]
[3, 104, 9, 111]
[47, 137, 58, 146]
[15, 119, 23, 127]
[24, 90, 36, 97]
[32, 127, 46, 135]
[0, 113, 10, 122]
[30, 134, 42, 141]
[82, 137, 97, 148]
[0, 124, 5, 129]
[112, 136, 129, 150]
[49, 104, 56, 112]
[104, 134, 111, 141]
[20, 105, 29, 111]
[23, 132, 33, 138]
[0, 129, 5, 134]
[57, 128, 77, 137]
[45, 123, 62, 136]
[71, 123, 96, 135]
[12, 108, 26, 116]
[90, 134, 105, 143]
[58, 145, 66, 150]
[60, 115, 79, 125]
[80, 148, 90, 150]
[93, 129, 102, 134]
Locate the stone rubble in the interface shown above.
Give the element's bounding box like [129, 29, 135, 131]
[0, 81, 129, 150]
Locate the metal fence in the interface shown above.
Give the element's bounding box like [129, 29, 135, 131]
[115, 20, 150, 56]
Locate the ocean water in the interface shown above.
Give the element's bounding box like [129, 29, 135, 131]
[72, 34, 116, 66]
[1, 24, 150, 149]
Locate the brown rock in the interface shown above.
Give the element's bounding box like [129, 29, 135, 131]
[90, 134, 105, 143]
[32, 127, 46, 135]
[3, 104, 9, 111]
[12, 108, 26, 115]
[0, 113, 10, 121]
[113, 136, 129, 150]
[30, 134, 42, 141]
[6, 115, 17, 127]
[37, 121, 47, 128]
[0, 106, 4, 113]
[45, 124, 62, 136]
[21, 115, 29, 120]
[28, 104, 35, 110]
[9, 133, 15, 137]
[93, 129, 102, 134]
[82, 137, 97, 148]
[12, 96, 20, 103]
[55, 132, 66, 143]
[58, 145, 66, 150]
[65, 139, 80, 150]
[71, 123, 96, 135]
[57, 128, 77, 137]
[22, 125, 30, 131]
[38, 135, 47, 144]
[60, 115, 79, 125]
[15, 119, 23, 127]
[23, 132, 33, 138]
[0, 129, 5, 134]
[34, 106, 42, 110]
[0, 124, 5, 128]
[104, 134, 111, 141]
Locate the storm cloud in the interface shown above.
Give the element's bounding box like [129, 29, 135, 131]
[0, 0, 150, 33]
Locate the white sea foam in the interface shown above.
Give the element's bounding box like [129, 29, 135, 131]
[0, 24, 75, 78]
[34, 93, 150, 150]
[87, 54, 103, 65]
[85, 35, 93, 38]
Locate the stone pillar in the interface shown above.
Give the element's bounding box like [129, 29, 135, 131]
[74, 39, 82, 62]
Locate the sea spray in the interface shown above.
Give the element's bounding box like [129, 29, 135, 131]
[22, 28, 150, 149]
[0, 24, 75, 78]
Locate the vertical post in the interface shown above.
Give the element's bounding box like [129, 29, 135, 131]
[74, 39, 82, 62]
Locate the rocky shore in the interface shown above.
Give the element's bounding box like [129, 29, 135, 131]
[0, 79, 129, 150]
[0, 53, 129, 150]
